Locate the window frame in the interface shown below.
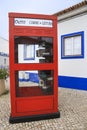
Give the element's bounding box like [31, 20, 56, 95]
[61, 31, 84, 59]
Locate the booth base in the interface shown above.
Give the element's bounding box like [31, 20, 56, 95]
[9, 112, 60, 123]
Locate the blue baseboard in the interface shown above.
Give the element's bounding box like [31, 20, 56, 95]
[58, 76, 87, 90]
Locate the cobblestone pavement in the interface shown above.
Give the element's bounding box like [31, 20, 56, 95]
[0, 87, 87, 130]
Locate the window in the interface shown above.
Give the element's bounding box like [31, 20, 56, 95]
[61, 31, 84, 59]
[24, 44, 35, 60]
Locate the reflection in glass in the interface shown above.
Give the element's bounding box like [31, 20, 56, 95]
[14, 36, 53, 63]
[15, 70, 54, 97]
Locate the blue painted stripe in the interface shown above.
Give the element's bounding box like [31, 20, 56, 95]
[58, 76, 87, 91]
[19, 72, 39, 83]
[29, 73, 39, 83]
[19, 78, 26, 82]
[0, 52, 9, 57]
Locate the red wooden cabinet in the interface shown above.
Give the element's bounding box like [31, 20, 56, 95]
[9, 13, 60, 123]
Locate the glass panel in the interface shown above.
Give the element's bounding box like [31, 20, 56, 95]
[64, 37, 73, 56]
[15, 70, 54, 97]
[73, 35, 81, 55]
[24, 44, 35, 60]
[14, 36, 53, 63]
[64, 35, 82, 56]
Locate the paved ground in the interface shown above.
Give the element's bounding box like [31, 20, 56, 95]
[0, 87, 87, 130]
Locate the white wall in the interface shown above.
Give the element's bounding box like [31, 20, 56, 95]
[18, 44, 40, 74]
[0, 56, 9, 69]
[58, 14, 87, 78]
[0, 37, 9, 69]
[0, 37, 9, 53]
[18, 44, 40, 64]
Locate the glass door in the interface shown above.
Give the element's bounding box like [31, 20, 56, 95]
[14, 36, 54, 98]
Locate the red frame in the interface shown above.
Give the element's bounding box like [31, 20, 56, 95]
[9, 13, 59, 119]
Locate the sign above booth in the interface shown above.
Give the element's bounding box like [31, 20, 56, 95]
[14, 18, 53, 27]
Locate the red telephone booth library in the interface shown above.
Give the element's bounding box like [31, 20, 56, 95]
[9, 13, 60, 123]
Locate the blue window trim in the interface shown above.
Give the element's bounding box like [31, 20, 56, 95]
[61, 31, 84, 59]
[24, 44, 35, 60]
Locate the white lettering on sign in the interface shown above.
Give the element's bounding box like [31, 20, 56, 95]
[14, 18, 53, 27]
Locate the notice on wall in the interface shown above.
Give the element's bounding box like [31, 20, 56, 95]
[14, 18, 53, 27]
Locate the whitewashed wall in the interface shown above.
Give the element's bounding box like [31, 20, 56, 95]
[18, 44, 39, 64]
[0, 55, 9, 68]
[0, 37, 9, 69]
[0, 37, 9, 53]
[58, 14, 87, 78]
[18, 44, 40, 81]
[18, 44, 40, 75]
